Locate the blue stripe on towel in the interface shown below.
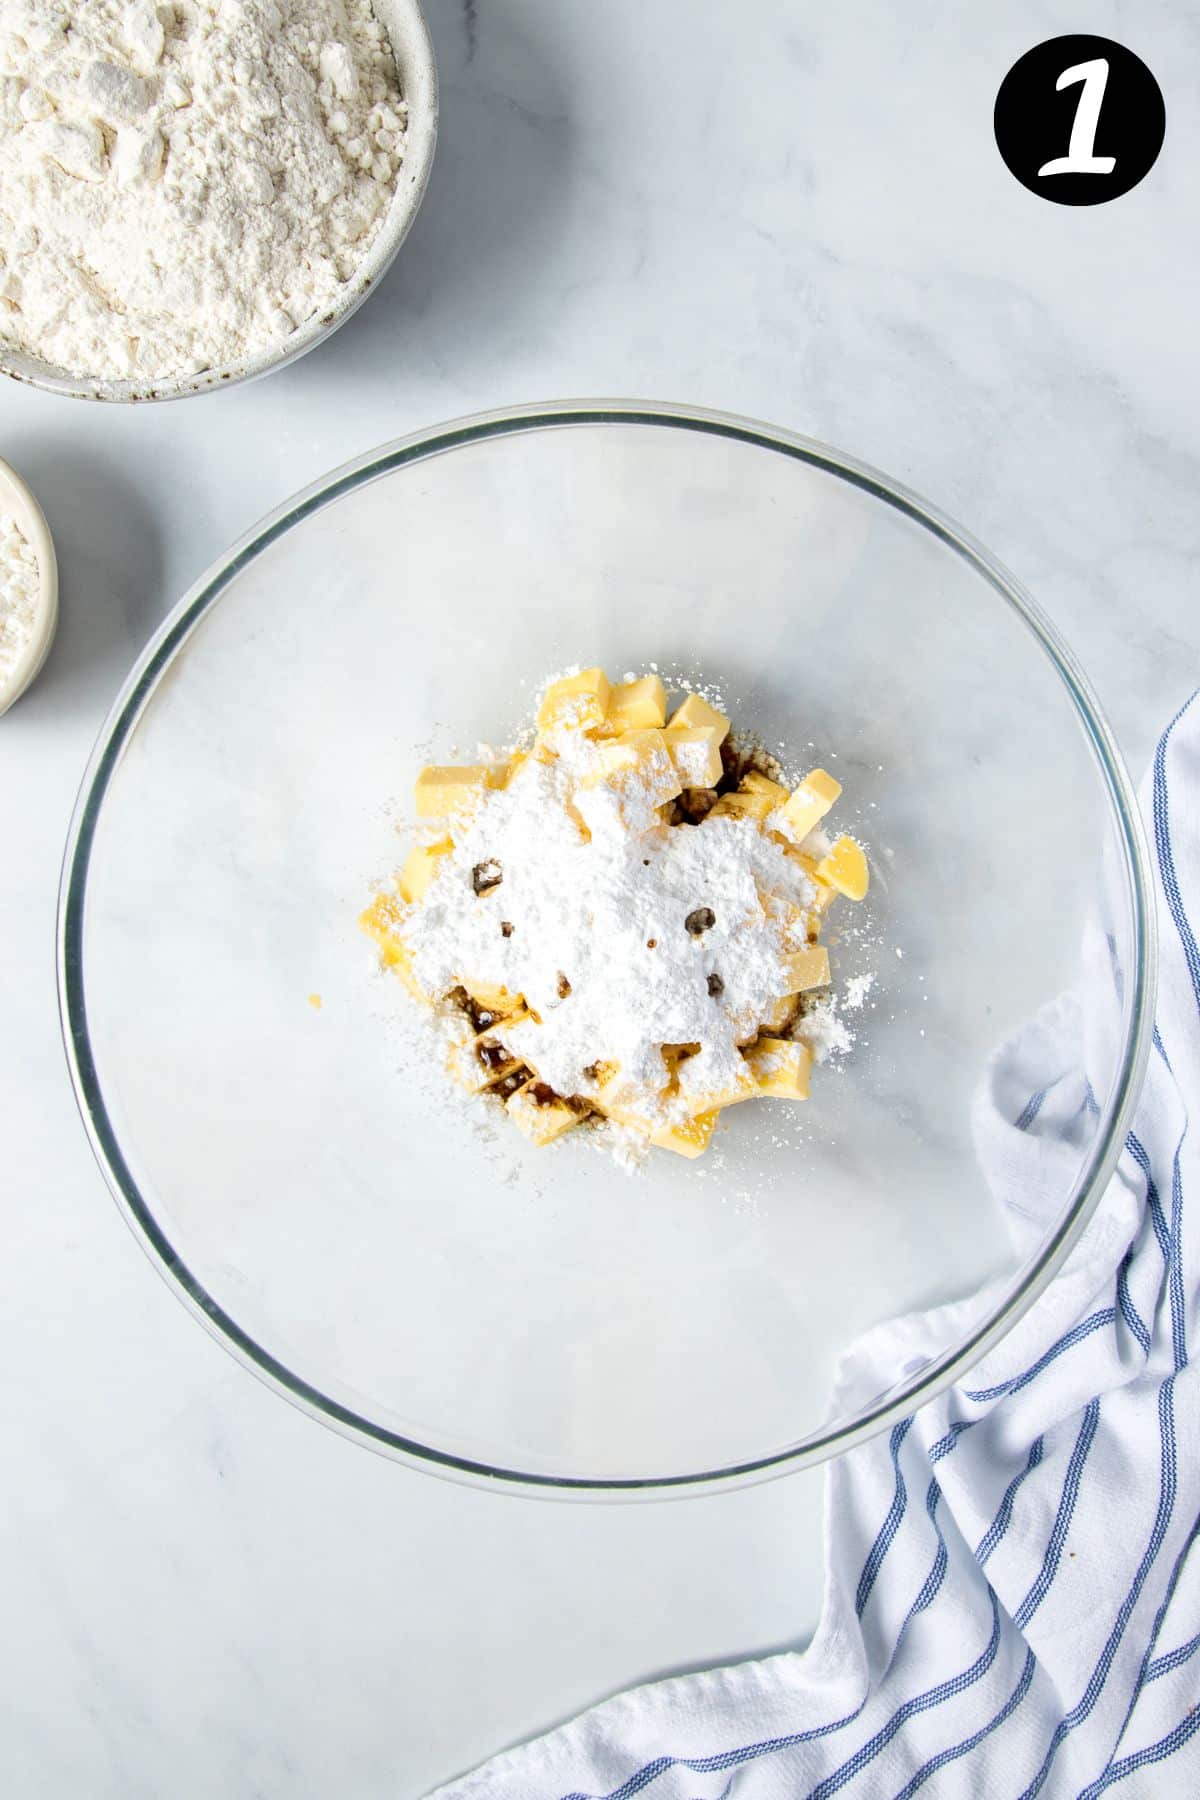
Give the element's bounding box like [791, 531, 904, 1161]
[855, 1420, 914, 1617]
[976, 1437, 1045, 1567]
[1079, 1697, 1200, 1795]
[888, 1647, 1037, 1800]
[1012, 1401, 1100, 1630]
[1018, 1376, 1179, 1798]
[1145, 1628, 1200, 1684]
[965, 1309, 1115, 1404]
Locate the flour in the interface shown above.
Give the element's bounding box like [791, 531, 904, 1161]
[0, 510, 38, 688]
[0, 0, 407, 381]
[401, 716, 823, 1132]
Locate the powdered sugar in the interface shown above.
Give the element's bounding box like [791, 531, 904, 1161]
[0, 0, 407, 382]
[0, 510, 39, 688]
[844, 971, 876, 1011]
[401, 707, 822, 1133]
[795, 994, 856, 1062]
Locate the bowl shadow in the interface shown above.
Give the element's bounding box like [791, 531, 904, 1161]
[304, 0, 572, 390]
[2, 444, 165, 723]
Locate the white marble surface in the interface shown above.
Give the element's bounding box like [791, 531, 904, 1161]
[2, 1, 1197, 1792]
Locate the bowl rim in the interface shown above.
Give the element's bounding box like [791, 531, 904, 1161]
[56, 401, 1158, 1498]
[0, 0, 438, 404]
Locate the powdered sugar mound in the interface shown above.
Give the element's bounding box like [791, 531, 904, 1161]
[795, 994, 855, 1062]
[401, 730, 819, 1130]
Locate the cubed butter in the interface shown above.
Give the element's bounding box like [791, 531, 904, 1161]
[712, 770, 788, 821]
[359, 892, 427, 1002]
[607, 674, 668, 732]
[668, 692, 731, 742]
[593, 1091, 655, 1131]
[675, 1054, 758, 1113]
[781, 768, 842, 840]
[781, 944, 831, 994]
[398, 837, 453, 903]
[788, 849, 838, 913]
[583, 728, 682, 818]
[742, 770, 788, 806]
[414, 764, 505, 819]
[448, 1026, 525, 1092]
[759, 992, 799, 1034]
[506, 1079, 584, 1146]
[649, 1108, 720, 1158]
[816, 835, 869, 902]
[461, 978, 523, 1016]
[662, 725, 724, 788]
[710, 791, 755, 821]
[591, 1066, 666, 1131]
[745, 1037, 813, 1100]
[536, 667, 612, 734]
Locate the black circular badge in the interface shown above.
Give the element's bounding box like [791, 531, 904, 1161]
[994, 36, 1165, 205]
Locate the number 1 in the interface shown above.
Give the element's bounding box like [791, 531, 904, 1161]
[1037, 58, 1117, 177]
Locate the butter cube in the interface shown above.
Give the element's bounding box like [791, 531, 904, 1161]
[607, 674, 668, 731]
[678, 1062, 757, 1114]
[781, 944, 831, 994]
[759, 993, 799, 1034]
[414, 764, 505, 819]
[360, 887, 404, 943]
[816, 835, 869, 902]
[710, 793, 751, 821]
[781, 768, 842, 840]
[448, 1026, 525, 1092]
[593, 1093, 654, 1131]
[591, 1067, 665, 1131]
[582, 728, 682, 821]
[461, 978, 523, 1016]
[712, 770, 788, 821]
[398, 838, 453, 903]
[359, 892, 427, 1002]
[668, 692, 730, 742]
[788, 850, 838, 914]
[745, 1037, 813, 1100]
[743, 770, 788, 806]
[649, 1108, 720, 1158]
[536, 667, 612, 735]
[506, 1079, 584, 1145]
[662, 725, 724, 788]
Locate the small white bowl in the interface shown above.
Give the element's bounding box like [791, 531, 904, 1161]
[0, 457, 58, 716]
[0, 0, 438, 405]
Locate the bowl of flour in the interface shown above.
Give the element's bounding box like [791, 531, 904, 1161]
[0, 0, 437, 401]
[0, 456, 57, 715]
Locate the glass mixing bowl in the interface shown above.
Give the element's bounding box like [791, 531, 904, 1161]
[58, 404, 1155, 1495]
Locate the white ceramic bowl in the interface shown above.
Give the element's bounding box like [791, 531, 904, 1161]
[0, 0, 438, 404]
[0, 456, 58, 716]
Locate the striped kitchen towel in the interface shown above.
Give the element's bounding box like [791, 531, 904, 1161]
[432, 696, 1200, 1800]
